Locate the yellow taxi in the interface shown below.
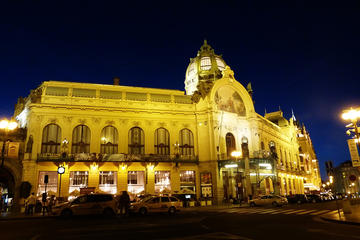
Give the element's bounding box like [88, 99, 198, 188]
[52, 193, 118, 217]
[130, 195, 182, 215]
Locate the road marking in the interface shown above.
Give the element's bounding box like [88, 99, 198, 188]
[296, 210, 317, 215]
[283, 209, 307, 215]
[269, 209, 297, 214]
[257, 209, 279, 214]
[310, 210, 331, 215]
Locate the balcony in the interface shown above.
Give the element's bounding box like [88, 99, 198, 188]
[37, 153, 199, 163]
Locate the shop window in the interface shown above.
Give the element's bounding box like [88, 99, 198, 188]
[179, 129, 194, 156]
[225, 133, 236, 158]
[100, 126, 118, 154]
[180, 171, 195, 184]
[72, 125, 91, 153]
[154, 128, 170, 155]
[155, 171, 171, 193]
[128, 127, 144, 154]
[69, 171, 88, 194]
[41, 124, 61, 154]
[180, 170, 196, 193]
[99, 171, 117, 194]
[127, 171, 145, 199]
[37, 171, 58, 195]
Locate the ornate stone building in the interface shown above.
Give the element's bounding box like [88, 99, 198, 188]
[14, 41, 321, 204]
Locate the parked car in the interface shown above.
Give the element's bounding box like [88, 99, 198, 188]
[306, 194, 322, 203]
[286, 194, 308, 204]
[52, 193, 118, 217]
[130, 195, 182, 215]
[249, 195, 288, 207]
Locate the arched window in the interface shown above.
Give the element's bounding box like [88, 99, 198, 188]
[260, 141, 265, 150]
[241, 136, 249, 158]
[100, 126, 118, 154]
[41, 124, 61, 153]
[72, 125, 91, 153]
[128, 127, 144, 154]
[225, 133, 236, 157]
[179, 129, 194, 156]
[154, 128, 170, 155]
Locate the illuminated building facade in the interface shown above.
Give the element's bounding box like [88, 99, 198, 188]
[15, 41, 319, 203]
[296, 123, 322, 192]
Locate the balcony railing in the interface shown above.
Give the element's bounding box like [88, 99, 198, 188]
[37, 153, 199, 163]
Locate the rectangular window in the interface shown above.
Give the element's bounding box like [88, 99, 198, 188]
[127, 171, 145, 199]
[180, 170, 195, 193]
[180, 171, 195, 184]
[99, 171, 117, 194]
[155, 171, 171, 193]
[38, 171, 58, 195]
[200, 172, 212, 197]
[69, 171, 88, 194]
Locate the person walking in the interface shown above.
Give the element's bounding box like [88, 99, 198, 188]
[26, 192, 37, 215]
[118, 191, 130, 216]
[48, 195, 55, 214]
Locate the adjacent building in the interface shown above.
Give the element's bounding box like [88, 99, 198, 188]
[13, 41, 321, 204]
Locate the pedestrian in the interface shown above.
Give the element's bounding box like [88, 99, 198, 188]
[118, 191, 130, 216]
[26, 192, 37, 215]
[48, 195, 55, 214]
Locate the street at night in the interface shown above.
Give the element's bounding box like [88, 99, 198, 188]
[1, 1, 360, 239]
[1, 202, 360, 240]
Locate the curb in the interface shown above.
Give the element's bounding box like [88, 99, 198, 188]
[320, 216, 360, 226]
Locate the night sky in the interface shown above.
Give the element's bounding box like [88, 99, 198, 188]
[1, 1, 359, 179]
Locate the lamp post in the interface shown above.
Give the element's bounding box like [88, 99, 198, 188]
[0, 119, 18, 168]
[57, 166, 65, 199]
[342, 108, 360, 149]
[231, 151, 242, 202]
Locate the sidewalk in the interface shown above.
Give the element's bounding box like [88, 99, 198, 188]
[0, 211, 55, 221]
[320, 205, 360, 226]
[0, 204, 246, 220]
[181, 203, 249, 212]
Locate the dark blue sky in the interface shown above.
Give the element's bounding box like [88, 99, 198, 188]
[1, 1, 359, 179]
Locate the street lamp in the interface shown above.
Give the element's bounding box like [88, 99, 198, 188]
[0, 119, 18, 168]
[57, 166, 65, 199]
[342, 108, 360, 149]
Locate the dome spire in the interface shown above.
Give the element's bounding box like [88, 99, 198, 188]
[198, 39, 214, 55]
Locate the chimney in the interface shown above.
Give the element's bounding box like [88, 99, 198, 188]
[113, 77, 120, 85]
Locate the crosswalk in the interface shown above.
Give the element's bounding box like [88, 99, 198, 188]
[216, 208, 338, 216]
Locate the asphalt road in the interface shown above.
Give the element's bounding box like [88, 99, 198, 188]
[1, 202, 359, 240]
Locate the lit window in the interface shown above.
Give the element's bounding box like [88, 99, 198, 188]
[128, 171, 145, 199]
[41, 124, 61, 154]
[100, 126, 118, 154]
[38, 171, 58, 195]
[155, 171, 171, 193]
[216, 57, 225, 70]
[180, 170, 195, 184]
[128, 127, 144, 154]
[69, 171, 88, 194]
[188, 62, 195, 76]
[179, 129, 194, 155]
[200, 57, 211, 70]
[72, 125, 91, 153]
[99, 171, 117, 194]
[225, 133, 236, 157]
[154, 128, 170, 155]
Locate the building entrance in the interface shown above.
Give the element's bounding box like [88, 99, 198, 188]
[0, 167, 15, 212]
[222, 170, 244, 202]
